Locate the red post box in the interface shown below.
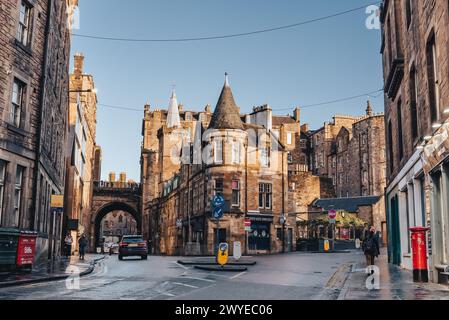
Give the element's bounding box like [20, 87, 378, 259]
[410, 227, 429, 283]
[16, 231, 38, 269]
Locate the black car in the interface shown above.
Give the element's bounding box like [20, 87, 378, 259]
[118, 235, 148, 260]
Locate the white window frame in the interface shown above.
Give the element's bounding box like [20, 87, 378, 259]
[287, 132, 293, 145]
[13, 166, 25, 228]
[258, 183, 272, 210]
[214, 139, 223, 164]
[232, 141, 241, 164]
[261, 147, 270, 168]
[16, 0, 32, 46]
[11, 78, 25, 127]
[231, 180, 240, 207]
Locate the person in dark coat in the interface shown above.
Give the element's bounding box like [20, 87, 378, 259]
[362, 226, 380, 267]
[78, 234, 88, 260]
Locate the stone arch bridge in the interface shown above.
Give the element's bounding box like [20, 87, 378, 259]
[90, 181, 142, 250]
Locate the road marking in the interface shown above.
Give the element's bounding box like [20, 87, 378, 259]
[155, 290, 176, 297]
[230, 271, 246, 280]
[172, 261, 189, 270]
[181, 276, 216, 283]
[172, 282, 199, 289]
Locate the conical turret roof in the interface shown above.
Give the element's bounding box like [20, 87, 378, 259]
[208, 74, 244, 130]
[167, 90, 181, 128]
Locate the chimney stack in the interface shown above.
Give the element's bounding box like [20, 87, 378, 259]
[294, 107, 301, 122]
[108, 172, 116, 183]
[119, 172, 127, 183]
[74, 53, 84, 76]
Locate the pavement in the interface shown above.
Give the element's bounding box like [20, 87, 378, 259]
[338, 248, 449, 300]
[0, 254, 105, 288]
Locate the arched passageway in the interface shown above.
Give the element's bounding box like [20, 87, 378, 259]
[93, 202, 142, 249]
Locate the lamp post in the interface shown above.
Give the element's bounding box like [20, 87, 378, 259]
[280, 215, 286, 253]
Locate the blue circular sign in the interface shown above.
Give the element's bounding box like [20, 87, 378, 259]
[213, 194, 225, 208]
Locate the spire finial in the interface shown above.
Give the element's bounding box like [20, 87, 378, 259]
[366, 99, 373, 116]
[224, 72, 229, 87]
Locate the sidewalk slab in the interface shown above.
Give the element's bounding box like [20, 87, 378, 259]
[0, 254, 105, 289]
[339, 249, 449, 300]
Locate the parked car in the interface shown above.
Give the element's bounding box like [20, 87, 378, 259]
[104, 242, 119, 254]
[118, 235, 148, 260]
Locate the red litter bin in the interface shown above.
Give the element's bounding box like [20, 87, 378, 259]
[410, 227, 430, 283]
[16, 231, 38, 270]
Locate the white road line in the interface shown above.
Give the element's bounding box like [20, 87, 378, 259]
[230, 271, 247, 280]
[172, 282, 199, 289]
[181, 276, 216, 283]
[155, 290, 176, 297]
[172, 261, 189, 270]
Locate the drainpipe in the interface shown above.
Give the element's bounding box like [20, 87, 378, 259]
[245, 138, 248, 255]
[31, 0, 53, 230]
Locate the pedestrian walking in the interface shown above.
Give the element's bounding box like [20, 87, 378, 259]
[64, 234, 73, 257]
[362, 226, 380, 268]
[78, 234, 88, 260]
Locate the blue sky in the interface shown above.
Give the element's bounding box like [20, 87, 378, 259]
[70, 0, 383, 181]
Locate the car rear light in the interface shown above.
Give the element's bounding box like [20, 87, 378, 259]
[138, 242, 147, 247]
[119, 242, 128, 247]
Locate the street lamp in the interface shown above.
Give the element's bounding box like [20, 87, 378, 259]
[280, 215, 286, 253]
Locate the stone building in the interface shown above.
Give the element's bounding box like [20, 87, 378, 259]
[310, 115, 359, 176]
[308, 104, 387, 236]
[64, 53, 98, 255]
[142, 76, 300, 255]
[0, 0, 77, 264]
[99, 211, 137, 240]
[380, 0, 449, 283]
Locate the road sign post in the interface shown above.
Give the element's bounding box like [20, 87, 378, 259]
[212, 194, 225, 255]
[328, 210, 337, 252]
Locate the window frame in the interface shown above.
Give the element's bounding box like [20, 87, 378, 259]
[11, 78, 26, 128]
[258, 183, 272, 210]
[13, 165, 25, 228]
[16, 0, 33, 47]
[231, 180, 240, 207]
[0, 161, 6, 226]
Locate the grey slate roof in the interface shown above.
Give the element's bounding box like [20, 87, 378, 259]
[312, 196, 381, 212]
[208, 79, 244, 130]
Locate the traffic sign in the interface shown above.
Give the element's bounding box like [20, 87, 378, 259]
[328, 209, 337, 220]
[217, 243, 229, 266]
[244, 219, 251, 232]
[213, 207, 224, 220]
[212, 194, 225, 208]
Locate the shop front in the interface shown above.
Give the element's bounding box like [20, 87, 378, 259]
[247, 214, 273, 253]
[421, 120, 449, 283]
